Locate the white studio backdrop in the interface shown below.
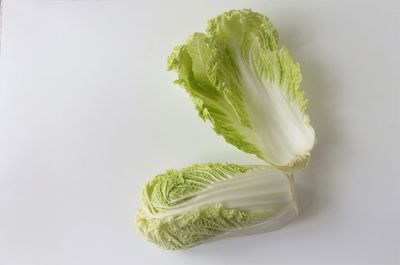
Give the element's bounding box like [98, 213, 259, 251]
[0, 1, 399, 265]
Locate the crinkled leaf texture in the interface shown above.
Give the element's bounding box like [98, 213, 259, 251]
[136, 163, 298, 250]
[168, 9, 315, 171]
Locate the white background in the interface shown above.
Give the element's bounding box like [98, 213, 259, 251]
[0, 1, 399, 264]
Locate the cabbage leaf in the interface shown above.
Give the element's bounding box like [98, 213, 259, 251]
[168, 10, 315, 171]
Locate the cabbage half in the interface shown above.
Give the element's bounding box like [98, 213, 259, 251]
[136, 163, 298, 250]
[168, 10, 315, 171]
